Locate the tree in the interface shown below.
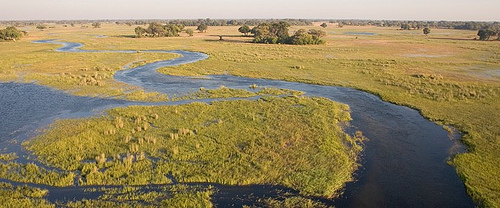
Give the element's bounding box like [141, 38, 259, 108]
[238, 25, 251, 36]
[176, 24, 185, 31]
[92, 22, 101, 28]
[185, 29, 194, 36]
[270, 21, 290, 40]
[135, 26, 147, 38]
[252, 22, 325, 45]
[163, 24, 182, 37]
[291, 29, 314, 45]
[308, 29, 326, 38]
[197, 24, 207, 33]
[251, 23, 276, 44]
[290, 29, 326, 45]
[423, 27, 431, 35]
[401, 24, 411, 30]
[134, 23, 184, 38]
[147, 22, 165, 37]
[0, 26, 23, 41]
[320, 23, 328, 28]
[477, 29, 497, 40]
[36, 25, 47, 30]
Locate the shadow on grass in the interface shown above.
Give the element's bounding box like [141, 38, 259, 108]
[430, 37, 478, 41]
[113, 35, 137, 38]
[207, 34, 249, 38]
[204, 39, 252, 43]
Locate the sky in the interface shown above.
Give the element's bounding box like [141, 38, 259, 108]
[1, 0, 498, 21]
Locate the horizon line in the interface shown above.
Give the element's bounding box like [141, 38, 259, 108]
[1, 18, 499, 23]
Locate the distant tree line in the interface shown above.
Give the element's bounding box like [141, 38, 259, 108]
[2, 19, 499, 41]
[0, 26, 25, 41]
[316, 20, 500, 31]
[2, 19, 499, 32]
[3, 19, 500, 31]
[249, 21, 326, 45]
[162, 18, 313, 27]
[0, 19, 313, 28]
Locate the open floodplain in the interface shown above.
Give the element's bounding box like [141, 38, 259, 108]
[0, 23, 499, 207]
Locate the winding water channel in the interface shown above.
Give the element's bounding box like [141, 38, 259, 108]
[0, 39, 474, 207]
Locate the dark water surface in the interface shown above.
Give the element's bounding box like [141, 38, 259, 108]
[0, 40, 474, 207]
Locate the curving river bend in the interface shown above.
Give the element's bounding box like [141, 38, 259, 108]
[0, 39, 474, 207]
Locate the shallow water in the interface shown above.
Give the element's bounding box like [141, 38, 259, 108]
[0, 40, 474, 207]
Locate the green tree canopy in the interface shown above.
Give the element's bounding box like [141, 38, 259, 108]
[423, 27, 431, 35]
[251, 22, 325, 45]
[238, 25, 251, 36]
[176, 24, 185, 31]
[320, 23, 328, 28]
[477, 29, 497, 40]
[163, 24, 182, 37]
[0, 26, 23, 41]
[134, 22, 183, 38]
[134, 26, 147, 38]
[252, 21, 290, 44]
[270, 21, 290, 40]
[401, 24, 411, 30]
[197, 24, 208, 33]
[185, 28, 194, 36]
[147, 22, 165, 37]
[308, 29, 326, 38]
[92, 22, 101, 28]
[290, 29, 326, 45]
[290, 29, 314, 45]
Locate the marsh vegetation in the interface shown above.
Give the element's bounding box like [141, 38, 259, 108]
[24, 95, 361, 198]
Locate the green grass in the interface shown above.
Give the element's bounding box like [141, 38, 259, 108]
[0, 181, 213, 208]
[257, 196, 329, 208]
[171, 85, 304, 100]
[0, 162, 74, 187]
[25, 95, 361, 198]
[65, 185, 213, 208]
[0, 37, 177, 101]
[0, 182, 53, 208]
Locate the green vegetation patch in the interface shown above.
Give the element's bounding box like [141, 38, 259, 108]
[257, 196, 330, 208]
[0, 153, 18, 161]
[25, 95, 362, 198]
[0, 182, 53, 208]
[172, 85, 304, 100]
[0, 162, 74, 187]
[65, 185, 213, 208]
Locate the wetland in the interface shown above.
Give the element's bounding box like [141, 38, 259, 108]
[0, 33, 482, 207]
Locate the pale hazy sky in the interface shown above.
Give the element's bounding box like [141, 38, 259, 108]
[1, 0, 498, 21]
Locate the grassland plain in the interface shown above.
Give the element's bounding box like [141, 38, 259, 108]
[1, 23, 499, 206]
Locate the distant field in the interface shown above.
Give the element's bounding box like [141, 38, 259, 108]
[1, 23, 500, 206]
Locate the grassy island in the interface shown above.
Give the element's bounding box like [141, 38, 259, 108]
[22, 95, 361, 204]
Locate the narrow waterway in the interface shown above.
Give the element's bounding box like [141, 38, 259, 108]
[0, 40, 474, 207]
